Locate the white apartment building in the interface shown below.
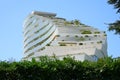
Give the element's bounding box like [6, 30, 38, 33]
[23, 11, 107, 61]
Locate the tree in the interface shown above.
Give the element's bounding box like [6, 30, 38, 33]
[74, 19, 81, 25]
[107, 0, 120, 35]
[108, 0, 120, 13]
[108, 20, 120, 34]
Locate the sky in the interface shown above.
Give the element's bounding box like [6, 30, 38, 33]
[0, 0, 120, 61]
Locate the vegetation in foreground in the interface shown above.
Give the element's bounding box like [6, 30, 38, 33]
[0, 56, 120, 80]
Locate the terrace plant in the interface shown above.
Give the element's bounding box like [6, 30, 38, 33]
[73, 19, 81, 25]
[59, 43, 66, 46]
[94, 31, 100, 34]
[81, 30, 92, 34]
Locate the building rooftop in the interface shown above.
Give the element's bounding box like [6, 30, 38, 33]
[32, 11, 56, 17]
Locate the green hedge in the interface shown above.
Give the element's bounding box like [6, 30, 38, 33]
[0, 57, 120, 80]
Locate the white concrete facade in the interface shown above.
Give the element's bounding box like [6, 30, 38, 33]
[23, 11, 107, 61]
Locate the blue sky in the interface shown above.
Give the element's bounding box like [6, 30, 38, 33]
[0, 0, 120, 61]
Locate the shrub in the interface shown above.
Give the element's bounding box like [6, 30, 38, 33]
[59, 43, 66, 46]
[81, 30, 92, 34]
[94, 31, 100, 34]
[0, 57, 120, 80]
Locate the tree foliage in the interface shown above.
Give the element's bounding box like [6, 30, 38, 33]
[108, 20, 120, 34]
[107, 0, 120, 35]
[0, 57, 120, 80]
[108, 0, 120, 13]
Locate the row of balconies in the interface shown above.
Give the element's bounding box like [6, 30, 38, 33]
[24, 23, 52, 48]
[24, 28, 57, 57]
[24, 25, 56, 53]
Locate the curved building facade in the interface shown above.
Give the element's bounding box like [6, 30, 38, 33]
[23, 11, 107, 61]
[23, 11, 58, 58]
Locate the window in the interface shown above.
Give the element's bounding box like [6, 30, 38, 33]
[66, 35, 69, 37]
[75, 35, 78, 37]
[79, 43, 83, 45]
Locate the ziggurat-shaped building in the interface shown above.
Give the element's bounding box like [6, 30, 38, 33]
[23, 11, 107, 61]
